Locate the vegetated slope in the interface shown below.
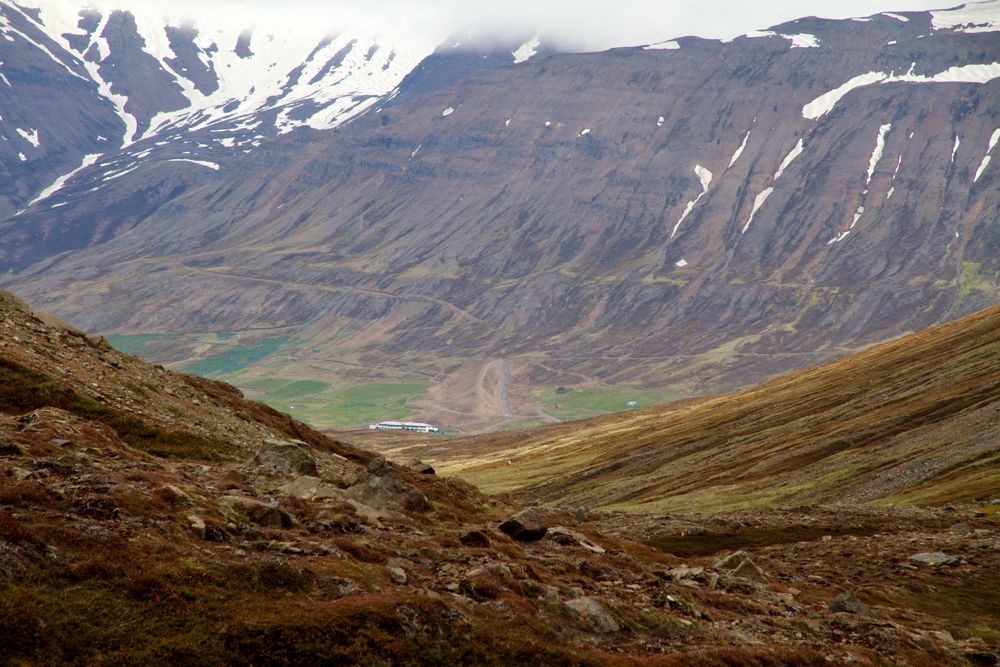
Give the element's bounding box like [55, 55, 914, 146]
[3, 289, 1000, 665]
[440, 303, 1000, 512]
[4, 3, 999, 424]
[0, 289, 842, 664]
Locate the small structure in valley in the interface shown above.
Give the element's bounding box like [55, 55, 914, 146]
[368, 421, 440, 434]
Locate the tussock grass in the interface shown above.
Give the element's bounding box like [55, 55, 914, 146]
[448, 304, 1000, 511]
[0, 358, 234, 461]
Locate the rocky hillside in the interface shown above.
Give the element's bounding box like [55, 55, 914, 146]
[1, 2, 999, 431]
[395, 301, 1000, 514]
[2, 289, 1000, 664]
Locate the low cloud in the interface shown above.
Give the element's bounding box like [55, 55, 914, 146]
[35, 0, 951, 51]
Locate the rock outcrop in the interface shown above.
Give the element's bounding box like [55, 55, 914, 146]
[499, 508, 548, 542]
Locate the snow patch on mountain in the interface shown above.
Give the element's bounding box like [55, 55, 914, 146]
[671, 165, 712, 238]
[774, 138, 804, 180]
[803, 63, 1000, 119]
[644, 40, 680, 50]
[866, 123, 892, 184]
[24, 153, 101, 209]
[729, 129, 751, 167]
[931, 1, 1000, 33]
[512, 35, 541, 63]
[165, 158, 219, 170]
[15, 127, 40, 148]
[744, 31, 819, 48]
[974, 128, 1000, 181]
[743, 187, 773, 234]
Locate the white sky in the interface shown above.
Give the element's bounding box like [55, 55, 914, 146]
[33, 0, 961, 50]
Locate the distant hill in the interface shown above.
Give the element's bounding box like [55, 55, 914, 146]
[421, 303, 1000, 512]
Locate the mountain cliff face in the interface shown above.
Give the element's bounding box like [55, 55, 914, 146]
[0, 0, 439, 221]
[1, 1, 999, 429]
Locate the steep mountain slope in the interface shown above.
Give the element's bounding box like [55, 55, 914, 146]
[2, 2, 1000, 432]
[0, 0, 440, 222]
[413, 302, 1000, 512]
[3, 289, 1000, 664]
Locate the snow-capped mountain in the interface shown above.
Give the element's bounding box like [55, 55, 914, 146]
[1, 0, 999, 420]
[0, 0, 451, 219]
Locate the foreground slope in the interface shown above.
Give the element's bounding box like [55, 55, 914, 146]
[2, 290, 1000, 664]
[418, 303, 1000, 512]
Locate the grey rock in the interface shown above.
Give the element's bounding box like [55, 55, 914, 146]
[908, 552, 959, 566]
[386, 563, 408, 585]
[667, 565, 705, 582]
[162, 484, 193, 505]
[950, 523, 974, 536]
[367, 456, 392, 476]
[499, 508, 548, 542]
[564, 597, 620, 634]
[254, 439, 318, 476]
[408, 459, 436, 475]
[828, 591, 869, 615]
[682, 525, 706, 536]
[547, 526, 605, 553]
[344, 463, 430, 513]
[278, 475, 344, 501]
[223, 495, 294, 528]
[187, 514, 207, 539]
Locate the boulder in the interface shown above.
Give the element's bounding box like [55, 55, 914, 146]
[367, 456, 393, 476]
[0, 442, 25, 457]
[187, 514, 207, 539]
[564, 597, 620, 634]
[950, 523, 974, 536]
[408, 459, 436, 475]
[667, 565, 706, 583]
[278, 475, 322, 499]
[459, 529, 492, 548]
[344, 458, 430, 512]
[828, 591, 869, 615]
[276, 475, 346, 501]
[254, 439, 318, 476]
[223, 495, 294, 528]
[908, 552, 959, 566]
[546, 526, 605, 553]
[499, 508, 548, 542]
[385, 563, 408, 585]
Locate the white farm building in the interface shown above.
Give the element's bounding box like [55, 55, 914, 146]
[368, 421, 440, 434]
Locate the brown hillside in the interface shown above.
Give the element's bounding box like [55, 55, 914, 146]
[433, 303, 1000, 512]
[3, 291, 1000, 663]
